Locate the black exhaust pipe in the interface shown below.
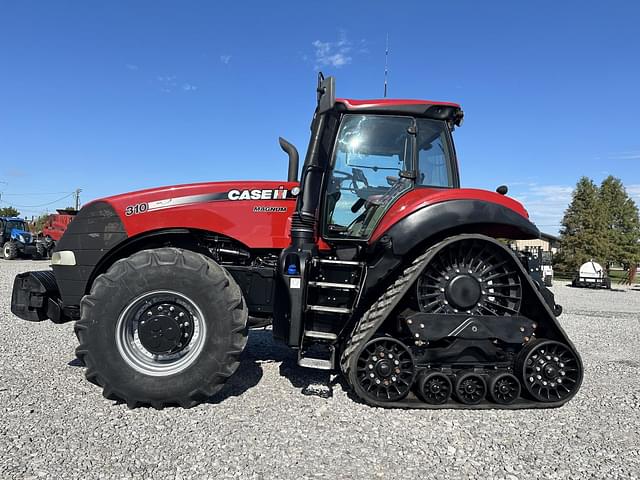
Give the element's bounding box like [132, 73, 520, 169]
[279, 137, 299, 182]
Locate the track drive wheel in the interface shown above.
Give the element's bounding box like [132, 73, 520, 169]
[516, 339, 582, 403]
[75, 248, 248, 409]
[416, 237, 522, 316]
[454, 371, 487, 405]
[351, 337, 415, 403]
[488, 373, 521, 405]
[416, 371, 452, 405]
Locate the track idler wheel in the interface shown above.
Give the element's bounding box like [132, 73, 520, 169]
[488, 373, 521, 405]
[354, 337, 415, 403]
[454, 371, 487, 405]
[516, 339, 583, 403]
[416, 371, 452, 405]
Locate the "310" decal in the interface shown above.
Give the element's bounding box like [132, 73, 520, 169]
[125, 203, 149, 216]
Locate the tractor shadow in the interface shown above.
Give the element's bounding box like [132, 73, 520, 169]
[67, 327, 334, 407]
[232, 328, 333, 399]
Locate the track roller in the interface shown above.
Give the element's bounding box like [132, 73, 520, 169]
[517, 339, 582, 403]
[454, 371, 487, 405]
[416, 371, 452, 405]
[488, 373, 521, 405]
[354, 337, 415, 403]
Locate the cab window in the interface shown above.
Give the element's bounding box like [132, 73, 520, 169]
[416, 119, 454, 188]
[324, 114, 413, 238]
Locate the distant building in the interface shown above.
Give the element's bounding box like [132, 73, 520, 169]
[513, 232, 560, 254]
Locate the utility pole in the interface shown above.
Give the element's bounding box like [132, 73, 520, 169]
[74, 188, 82, 211]
[0, 180, 7, 203]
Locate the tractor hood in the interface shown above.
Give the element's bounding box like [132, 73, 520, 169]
[11, 228, 33, 244]
[92, 180, 300, 249]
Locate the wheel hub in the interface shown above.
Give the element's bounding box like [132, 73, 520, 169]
[375, 359, 393, 377]
[138, 315, 182, 354]
[137, 301, 194, 354]
[463, 380, 479, 394]
[116, 291, 206, 377]
[445, 275, 482, 310]
[498, 382, 511, 394]
[543, 364, 559, 380]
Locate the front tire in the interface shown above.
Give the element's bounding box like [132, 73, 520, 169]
[75, 248, 248, 408]
[3, 241, 18, 260]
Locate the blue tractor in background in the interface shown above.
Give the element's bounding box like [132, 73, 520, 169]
[1, 217, 38, 260]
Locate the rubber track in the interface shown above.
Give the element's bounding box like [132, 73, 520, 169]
[340, 234, 583, 409]
[340, 244, 435, 374]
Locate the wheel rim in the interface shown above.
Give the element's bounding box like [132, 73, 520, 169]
[4, 244, 10, 257]
[417, 238, 521, 316]
[489, 373, 521, 404]
[418, 371, 452, 404]
[115, 290, 207, 376]
[455, 373, 486, 404]
[519, 340, 581, 402]
[356, 337, 415, 402]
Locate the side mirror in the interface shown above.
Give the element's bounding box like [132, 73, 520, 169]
[496, 185, 508, 195]
[317, 73, 335, 114]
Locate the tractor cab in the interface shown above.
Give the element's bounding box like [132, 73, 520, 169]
[1, 217, 28, 240]
[274, 74, 466, 357]
[323, 110, 459, 239]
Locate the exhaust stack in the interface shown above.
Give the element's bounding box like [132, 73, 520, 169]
[279, 137, 299, 182]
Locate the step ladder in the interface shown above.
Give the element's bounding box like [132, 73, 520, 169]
[297, 330, 337, 370]
[297, 256, 366, 370]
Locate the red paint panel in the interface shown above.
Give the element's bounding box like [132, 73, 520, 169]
[337, 98, 461, 109]
[42, 214, 75, 241]
[96, 181, 298, 249]
[369, 188, 530, 242]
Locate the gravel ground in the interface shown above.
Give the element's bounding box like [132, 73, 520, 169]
[1, 259, 639, 479]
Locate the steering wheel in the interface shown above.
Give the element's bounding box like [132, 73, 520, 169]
[333, 169, 369, 192]
[332, 170, 354, 182]
[351, 168, 369, 189]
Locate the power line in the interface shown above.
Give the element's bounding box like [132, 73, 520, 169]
[0, 192, 76, 208]
[0, 191, 72, 196]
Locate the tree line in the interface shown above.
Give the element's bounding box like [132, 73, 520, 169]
[556, 175, 640, 282]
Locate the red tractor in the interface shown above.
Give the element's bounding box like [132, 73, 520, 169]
[38, 209, 77, 257]
[11, 75, 582, 409]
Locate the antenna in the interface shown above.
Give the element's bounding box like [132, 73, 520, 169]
[383, 34, 389, 98]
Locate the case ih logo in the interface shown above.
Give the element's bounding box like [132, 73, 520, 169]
[227, 187, 299, 201]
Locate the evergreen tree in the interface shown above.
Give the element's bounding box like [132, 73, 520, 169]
[599, 176, 640, 274]
[0, 206, 20, 217]
[557, 177, 608, 271]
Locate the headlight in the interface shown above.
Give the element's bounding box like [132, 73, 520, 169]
[51, 251, 77, 266]
[18, 234, 25, 243]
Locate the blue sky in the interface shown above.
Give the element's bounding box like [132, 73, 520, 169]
[1, 1, 639, 234]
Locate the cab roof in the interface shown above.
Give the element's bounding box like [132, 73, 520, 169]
[335, 98, 463, 126]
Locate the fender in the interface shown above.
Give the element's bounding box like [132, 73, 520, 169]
[381, 199, 540, 256]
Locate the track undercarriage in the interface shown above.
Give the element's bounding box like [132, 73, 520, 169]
[339, 234, 583, 409]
